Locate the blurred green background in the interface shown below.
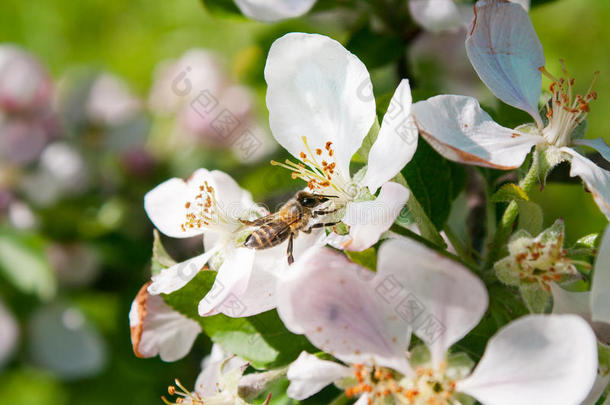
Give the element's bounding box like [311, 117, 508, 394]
[0, 0, 608, 404]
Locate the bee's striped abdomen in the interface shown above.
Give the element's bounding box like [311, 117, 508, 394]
[244, 224, 291, 249]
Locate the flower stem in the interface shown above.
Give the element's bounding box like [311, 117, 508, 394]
[483, 155, 540, 270]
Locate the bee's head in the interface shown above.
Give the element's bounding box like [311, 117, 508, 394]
[296, 191, 333, 208]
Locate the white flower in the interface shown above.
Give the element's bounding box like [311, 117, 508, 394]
[411, 0, 610, 219]
[144, 168, 320, 317]
[129, 282, 202, 362]
[277, 238, 598, 405]
[162, 344, 251, 405]
[265, 33, 413, 251]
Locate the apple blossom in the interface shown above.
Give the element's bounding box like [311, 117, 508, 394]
[494, 219, 583, 312]
[411, 0, 610, 219]
[162, 344, 257, 405]
[277, 238, 598, 404]
[265, 33, 413, 251]
[144, 168, 320, 317]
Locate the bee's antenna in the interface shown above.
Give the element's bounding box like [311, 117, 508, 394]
[318, 194, 339, 199]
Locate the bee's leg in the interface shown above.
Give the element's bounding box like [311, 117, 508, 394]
[303, 221, 339, 233]
[313, 208, 339, 217]
[287, 233, 295, 265]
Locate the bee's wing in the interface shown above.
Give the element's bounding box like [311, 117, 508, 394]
[239, 212, 282, 227]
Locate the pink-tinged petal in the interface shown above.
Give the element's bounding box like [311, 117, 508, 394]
[457, 314, 598, 405]
[129, 283, 202, 362]
[265, 33, 376, 178]
[340, 182, 410, 251]
[466, 0, 544, 126]
[412, 95, 542, 169]
[287, 351, 352, 400]
[198, 247, 256, 317]
[592, 226, 610, 324]
[562, 147, 610, 220]
[277, 247, 412, 375]
[362, 80, 417, 194]
[408, 0, 463, 33]
[573, 138, 610, 163]
[234, 0, 316, 22]
[148, 248, 219, 295]
[376, 238, 487, 366]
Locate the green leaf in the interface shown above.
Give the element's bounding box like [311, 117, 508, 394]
[0, 228, 56, 301]
[491, 183, 529, 203]
[516, 200, 544, 235]
[401, 140, 467, 230]
[353, 116, 380, 164]
[519, 282, 550, 313]
[151, 230, 176, 276]
[345, 25, 404, 69]
[345, 248, 377, 272]
[163, 270, 315, 369]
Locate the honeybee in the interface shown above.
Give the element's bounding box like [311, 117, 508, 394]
[241, 191, 338, 264]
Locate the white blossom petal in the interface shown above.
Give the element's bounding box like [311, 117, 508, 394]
[287, 351, 352, 400]
[408, 0, 463, 33]
[592, 226, 610, 324]
[265, 33, 376, 178]
[550, 283, 590, 318]
[129, 283, 202, 362]
[376, 238, 487, 366]
[144, 170, 208, 238]
[198, 247, 256, 317]
[362, 80, 417, 194]
[277, 246, 412, 375]
[562, 147, 610, 220]
[144, 169, 252, 238]
[234, 0, 316, 22]
[573, 138, 610, 163]
[457, 314, 598, 405]
[412, 95, 542, 169]
[340, 182, 409, 251]
[231, 231, 323, 316]
[195, 344, 248, 397]
[465, 0, 544, 126]
[148, 248, 219, 295]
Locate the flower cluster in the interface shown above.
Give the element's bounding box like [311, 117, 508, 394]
[129, 2, 610, 405]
